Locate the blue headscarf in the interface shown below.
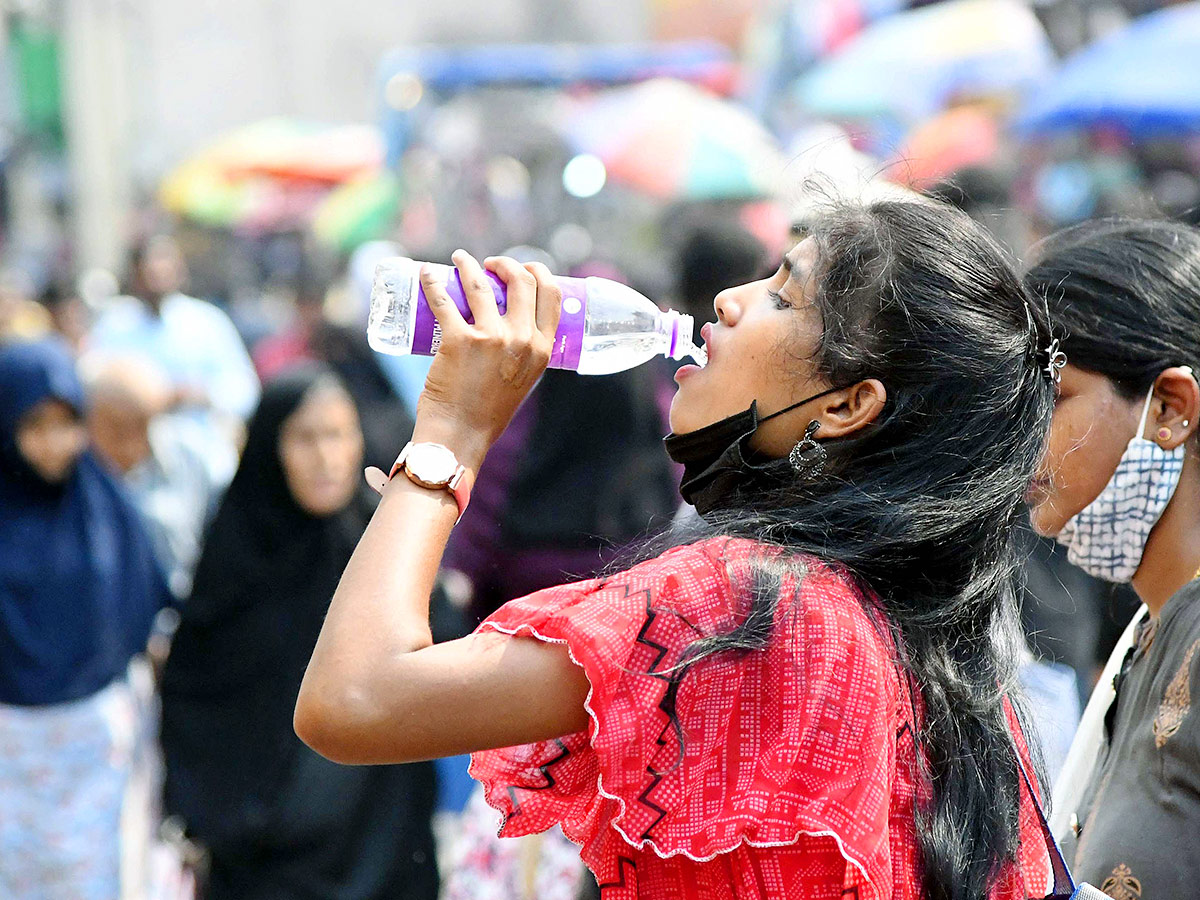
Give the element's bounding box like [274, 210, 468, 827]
[0, 339, 169, 706]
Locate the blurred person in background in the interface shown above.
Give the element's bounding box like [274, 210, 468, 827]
[0, 339, 170, 899]
[1025, 218, 1200, 897]
[0, 268, 51, 342]
[673, 219, 770, 326]
[253, 262, 416, 469]
[160, 367, 438, 900]
[252, 264, 335, 380]
[85, 356, 218, 602]
[86, 234, 261, 486]
[40, 280, 91, 352]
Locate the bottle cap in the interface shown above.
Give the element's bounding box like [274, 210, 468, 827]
[664, 310, 695, 362]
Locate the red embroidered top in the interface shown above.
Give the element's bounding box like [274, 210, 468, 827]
[469, 538, 1050, 899]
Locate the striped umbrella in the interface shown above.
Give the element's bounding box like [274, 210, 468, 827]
[562, 78, 787, 201]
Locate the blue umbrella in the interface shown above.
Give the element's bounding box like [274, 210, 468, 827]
[795, 0, 1053, 123]
[1019, 2, 1200, 135]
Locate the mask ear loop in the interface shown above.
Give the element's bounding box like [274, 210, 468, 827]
[1136, 385, 1157, 442]
[757, 384, 848, 425]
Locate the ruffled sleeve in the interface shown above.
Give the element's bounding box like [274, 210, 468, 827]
[469, 538, 907, 891]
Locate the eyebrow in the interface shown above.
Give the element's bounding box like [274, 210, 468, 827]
[781, 255, 794, 273]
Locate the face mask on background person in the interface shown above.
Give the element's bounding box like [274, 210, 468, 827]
[1055, 369, 1194, 583]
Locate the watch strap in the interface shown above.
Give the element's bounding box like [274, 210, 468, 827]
[366, 441, 472, 523]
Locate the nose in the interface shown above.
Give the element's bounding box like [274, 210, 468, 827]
[315, 434, 344, 472]
[713, 287, 741, 326]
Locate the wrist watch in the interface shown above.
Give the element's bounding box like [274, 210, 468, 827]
[376, 441, 473, 522]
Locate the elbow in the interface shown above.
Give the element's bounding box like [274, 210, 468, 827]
[294, 630, 435, 763]
[293, 683, 374, 765]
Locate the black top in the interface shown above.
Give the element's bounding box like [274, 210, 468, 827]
[160, 367, 437, 900]
[1066, 577, 1200, 899]
[504, 366, 679, 547]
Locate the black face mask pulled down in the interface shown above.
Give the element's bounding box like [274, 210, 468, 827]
[663, 386, 846, 516]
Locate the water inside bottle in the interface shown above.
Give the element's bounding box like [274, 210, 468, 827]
[684, 340, 708, 367]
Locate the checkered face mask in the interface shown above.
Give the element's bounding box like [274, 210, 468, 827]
[1055, 382, 1187, 583]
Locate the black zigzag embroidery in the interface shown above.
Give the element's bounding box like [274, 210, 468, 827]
[503, 737, 572, 828]
[598, 855, 638, 894]
[504, 578, 703, 846]
[628, 582, 686, 842]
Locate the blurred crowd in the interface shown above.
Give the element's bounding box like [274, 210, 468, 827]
[0, 207, 1146, 900]
[0, 218, 775, 900]
[3, 0, 1199, 896]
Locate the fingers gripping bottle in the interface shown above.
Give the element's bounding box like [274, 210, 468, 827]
[367, 258, 706, 375]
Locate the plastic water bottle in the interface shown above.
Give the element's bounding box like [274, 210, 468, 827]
[367, 258, 707, 376]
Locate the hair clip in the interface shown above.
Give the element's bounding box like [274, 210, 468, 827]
[1044, 338, 1067, 383]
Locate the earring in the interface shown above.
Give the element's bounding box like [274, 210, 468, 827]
[1158, 426, 1173, 442]
[789, 420, 827, 477]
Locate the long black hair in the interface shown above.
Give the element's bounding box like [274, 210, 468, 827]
[668, 198, 1056, 900]
[1023, 217, 1200, 397]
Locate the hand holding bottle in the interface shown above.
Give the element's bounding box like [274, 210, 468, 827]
[412, 250, 562, 471]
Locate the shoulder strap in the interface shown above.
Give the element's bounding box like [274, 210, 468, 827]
[1014, 749, 1077, 898]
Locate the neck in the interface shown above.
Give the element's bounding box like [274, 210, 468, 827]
[1133, 447, 1200, 616]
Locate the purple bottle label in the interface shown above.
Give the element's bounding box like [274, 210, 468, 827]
[410, 269, 587, 370]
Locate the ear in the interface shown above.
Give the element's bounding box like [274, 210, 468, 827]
[1152, 367, 1200, 450]
[817, 378, 887, 438]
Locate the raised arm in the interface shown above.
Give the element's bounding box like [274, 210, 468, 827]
[295, 251, 591, 764]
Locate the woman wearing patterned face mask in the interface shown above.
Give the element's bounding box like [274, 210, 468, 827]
[1024, 219, 1200, 898]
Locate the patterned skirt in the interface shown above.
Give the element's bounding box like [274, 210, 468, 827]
[0, 678, 138, 899]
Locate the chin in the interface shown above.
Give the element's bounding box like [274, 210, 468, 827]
[1027, 501, 1069, 538]
[667, 394, 688, 435]
[299, 491, 352, 518]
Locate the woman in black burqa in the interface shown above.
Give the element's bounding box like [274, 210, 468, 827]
[160, 366, 438, 900]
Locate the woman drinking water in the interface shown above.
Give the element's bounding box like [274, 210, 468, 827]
[297, 199, 1059, 900]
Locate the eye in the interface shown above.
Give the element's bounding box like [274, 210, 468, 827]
[767, 288, 792, 310]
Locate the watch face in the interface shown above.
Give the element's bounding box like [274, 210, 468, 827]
[405, 443, 458, 485]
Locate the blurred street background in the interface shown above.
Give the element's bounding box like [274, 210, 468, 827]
[5, 0, 1200, 313]
[1, 0, 1196, 897]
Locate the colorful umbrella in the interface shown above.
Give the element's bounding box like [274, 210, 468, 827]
[158, 118, 387, 233]
[796, 0, 1053, 122]
[311, 172, 403, 252]
[200, 118, 384, 184]
[158, 159, 251, 228]
[561, 78, 787, 200]
[1018, 1, 1200, 136]
[890, 106, 1001, 188]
